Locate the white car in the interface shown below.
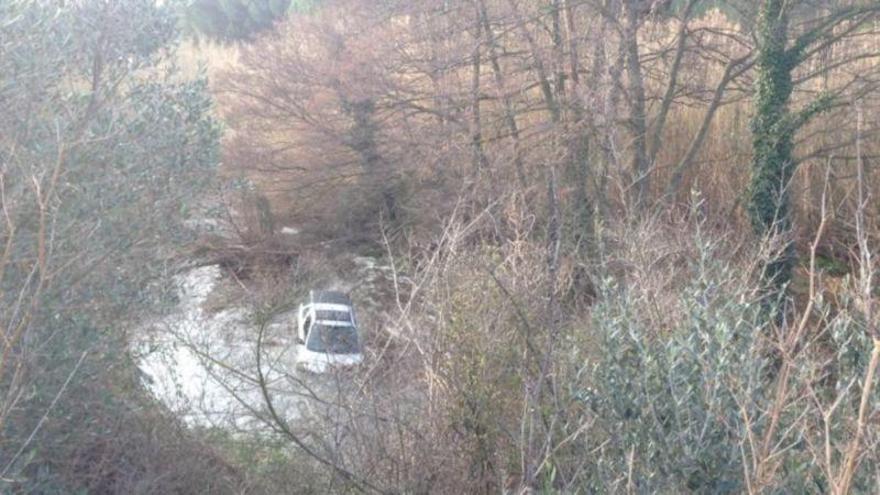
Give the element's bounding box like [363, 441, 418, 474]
[296, 290, 363, 373]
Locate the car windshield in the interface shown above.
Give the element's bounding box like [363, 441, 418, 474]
[316, 309, 352, 323]
[306, 324, 359, 354]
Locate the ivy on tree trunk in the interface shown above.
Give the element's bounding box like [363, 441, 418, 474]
[748, 0, 798, 292]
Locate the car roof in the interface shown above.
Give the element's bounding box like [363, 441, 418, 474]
[310, 290, 352, 306]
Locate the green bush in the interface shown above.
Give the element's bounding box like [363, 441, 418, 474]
[581, 240, 769, 492]
[1, 0, 228, 491]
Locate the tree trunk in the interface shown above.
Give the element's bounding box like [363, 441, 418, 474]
[344, 97, 397, 222]
[470, 3, 490, 178]
[561, 0, 596, 259]
[623, 0, 649, 211]
[478, 0, 527, 188]
[747, 0, 796, 291]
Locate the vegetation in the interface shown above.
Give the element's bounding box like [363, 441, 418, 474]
[0, 0, 229, 492]
[183, 0, 295, 42]
[3, 0, 880, 493]
[747, 0, 879, 294]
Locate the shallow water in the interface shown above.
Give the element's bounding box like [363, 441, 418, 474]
[134, 255, 393, 432]
[135, 266, 304, 429]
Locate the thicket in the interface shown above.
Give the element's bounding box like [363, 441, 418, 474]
[0, 0, 240, 492]
[3, 0, 880, 493]
[204, 0, 880, 492]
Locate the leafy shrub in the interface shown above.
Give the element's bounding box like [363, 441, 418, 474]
[580, 227, 770, 492]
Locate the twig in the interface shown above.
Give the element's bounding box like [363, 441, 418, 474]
[0, 351, 89, 479]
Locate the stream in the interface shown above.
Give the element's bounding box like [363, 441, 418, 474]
[133, 252, 392, 432]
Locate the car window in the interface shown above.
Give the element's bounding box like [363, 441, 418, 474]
[303, 316, 312, 339]
[316, 309, 352, 323]
[306, 324, 359, 354]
